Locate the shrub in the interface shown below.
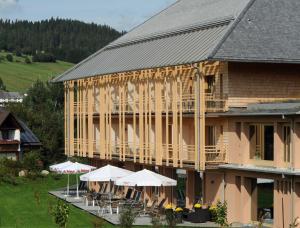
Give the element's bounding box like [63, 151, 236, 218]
[50, 200, 70, 228]
[15, 50, 22, 57]
[165, 208, 177, 228]
[6, 54, 13, 62]
[119, 206, 137, 228]
[25, 56, 31, 64]
[151, 215, 162, 228]
[32, 52, 56, 63]
[22, 151, 43, 173]
[0, 158, 22, 185]
[215, 200, 229, 227]
[91, 217, 105, 228]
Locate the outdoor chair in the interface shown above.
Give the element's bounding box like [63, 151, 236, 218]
[151, 198, 166, 216]
[129, 191, 142, 207]
[145, 198, 158, 215]
[65, 181, 87, 196]
[123, 188, 133, 201]
[84, 192, 95, 206]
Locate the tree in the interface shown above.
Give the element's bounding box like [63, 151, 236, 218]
[0, 78, 7, 91]
[8, 80, 65, 165]
[6, 54, 13, 62]
[50, 200, 70, 228]
[0, 18, 121, 63]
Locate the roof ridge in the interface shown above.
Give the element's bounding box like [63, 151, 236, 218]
[207, 0, 256, 60]
[106, 16, 234, 50]
[53, 15, 233, 83]
[53, 1, 181, 83]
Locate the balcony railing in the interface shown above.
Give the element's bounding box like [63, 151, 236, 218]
[73, 93, 227, 114]
[73, 139, 227, 166]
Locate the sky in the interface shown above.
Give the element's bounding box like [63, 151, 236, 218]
[0, 0, 177, 31]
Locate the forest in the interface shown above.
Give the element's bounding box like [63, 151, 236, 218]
[0, 18, 122, 63]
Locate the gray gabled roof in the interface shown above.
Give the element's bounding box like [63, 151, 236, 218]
[54, 0, 300, 82]
[211, 0, 300, 63]
[18, 119, 41, 146]
[53, 0, 251, 82]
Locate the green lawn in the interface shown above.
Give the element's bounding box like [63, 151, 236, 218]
[0, 175, 114, 228]
[0, 51, 73, 92]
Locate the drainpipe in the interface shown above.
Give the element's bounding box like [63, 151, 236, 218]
[290, 117, 295, 224]
[194, 67, 201, 171]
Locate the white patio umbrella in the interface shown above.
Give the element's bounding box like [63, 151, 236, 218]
[80, 164, 134, 213]
[49, 161, 74, 172]
[80, 164, 134, 182]
[115, 169, 177, 187]
[50, 161, 75, 196]
[59, 162, 96, 198]
[116, 169, 177, 212]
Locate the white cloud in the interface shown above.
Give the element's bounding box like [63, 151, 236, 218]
[0, 0, 19, 13]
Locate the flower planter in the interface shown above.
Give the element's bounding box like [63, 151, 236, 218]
[175, 212, 183, 223]
[186, 208, 211, 223]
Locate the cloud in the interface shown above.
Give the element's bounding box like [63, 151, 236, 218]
[0, 0, 19, 13]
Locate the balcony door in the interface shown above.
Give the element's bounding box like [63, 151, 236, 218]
[249, 124, 274, 161]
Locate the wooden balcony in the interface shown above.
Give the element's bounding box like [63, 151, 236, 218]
[73, 93, 227, 115]
[0, 140, 19, 152]
[73, 139, 227, 167]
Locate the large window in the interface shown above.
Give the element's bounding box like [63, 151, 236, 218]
[205, 126, 216, 146]
[249, 124, 274, 161]
[283, 125, 291, 163]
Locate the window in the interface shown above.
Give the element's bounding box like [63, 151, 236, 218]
[1, 131, 9, 140]
[249, 124, 274, 161]
[283, 125, 291, 163]
[235, 122, 241, 140]
[205, 126, 216, 146]
[205, 75, 215, 94]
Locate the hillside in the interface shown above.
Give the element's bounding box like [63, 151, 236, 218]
[0, 18, 122, 63]
[0, 52, 73, 92]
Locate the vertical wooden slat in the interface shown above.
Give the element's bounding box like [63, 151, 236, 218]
[199, 63, 206, 170]
[133, 75, 137, 163]
[148, 74, 152, 164]
[64, 82, 68, 156]
[179, 75, 183, 167]
[122, 78, 126, 161]
[139, 75, 144, 163]
[172, 72, 178, 167]
[76, 81, 80, 155]
[82, 80, 87, 157]
[165, 76, 169, 166]
[155, 71, 163, 165]
[109, 82, 112, 160]
[194, 69, 199, 170]
[99, 81, 106, 159]
[144, 75, 149, 163]
[87, 80, 94, 158]
[69, 81, 74, 156]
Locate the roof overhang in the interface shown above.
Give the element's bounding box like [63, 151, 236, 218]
[219, 164, 300, 176]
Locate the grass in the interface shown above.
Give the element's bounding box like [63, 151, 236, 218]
[0, 51, 73, 92]
[0, 174, 114, 228]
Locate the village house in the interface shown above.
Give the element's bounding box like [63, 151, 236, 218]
[0, 109, 41, 160]
[54, 0, 300, 227]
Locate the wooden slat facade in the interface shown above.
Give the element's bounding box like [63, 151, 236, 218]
[64, 61, 228, 170]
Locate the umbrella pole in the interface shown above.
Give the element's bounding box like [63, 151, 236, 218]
[76, 173, 79, 199]
[67, 174, 70, 196]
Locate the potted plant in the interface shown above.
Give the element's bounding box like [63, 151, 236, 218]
[175, 207, 183, 223]
[164, 204, 176, 228]
[194, 203, 202, 212]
